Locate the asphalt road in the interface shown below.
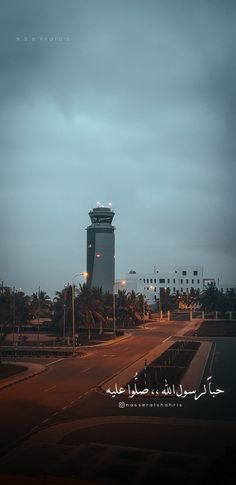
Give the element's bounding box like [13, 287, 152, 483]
[0, 320, 187, 452]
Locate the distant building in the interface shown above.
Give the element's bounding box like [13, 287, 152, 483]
[86, 204, 115, 293]
[218, 284, 236, 294]
[116, 265, 204, 306]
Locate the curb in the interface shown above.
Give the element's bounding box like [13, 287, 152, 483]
[0, 365, 47, 392]
[82, 332, 132, 348]
[100, 319, 205, 394]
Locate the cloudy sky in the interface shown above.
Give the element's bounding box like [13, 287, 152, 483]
[1, 0, 236, 296]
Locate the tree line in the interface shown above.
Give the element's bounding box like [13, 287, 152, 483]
[1, 283, 236, 333]
[0, 285, 147, 336]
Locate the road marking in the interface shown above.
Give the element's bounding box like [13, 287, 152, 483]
[103, 354, 116, 357]
[70, 400, 75, 405]
[77, 396, 82, 399]
[62, 406, 67, 410]
[52, 412, 59, 416]
[82, 367, 91, 373]
[162, 336, 172, 342]
[46, 358, 65, 367]
[44, 385, 56, 392]
[42, 418, 49, 423]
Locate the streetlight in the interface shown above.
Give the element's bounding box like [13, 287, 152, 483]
[159, 287, 167, 321]
[62, 283, 71, 345]
[71, 272, 88, 353]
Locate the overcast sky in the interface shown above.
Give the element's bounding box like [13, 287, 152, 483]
[1, 0, 236, 296]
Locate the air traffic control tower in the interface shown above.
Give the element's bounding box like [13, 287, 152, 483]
[86, 204, 115, 293]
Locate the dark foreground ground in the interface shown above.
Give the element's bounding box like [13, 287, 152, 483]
[0, 319, 235, 484]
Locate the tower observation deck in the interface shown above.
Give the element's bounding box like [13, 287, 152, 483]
[86, 205, 115, 293]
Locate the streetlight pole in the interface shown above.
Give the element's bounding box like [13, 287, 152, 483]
[37, 286, 40, 341]
[71, 282, 75, 353]
[12, 286, 16, 345]
[113, 286, 116, 336]
[72, 272, 88, 354]
[159, 287, 167, 321]
[63, 301, 66, 344]
[143, 294, 145, 326]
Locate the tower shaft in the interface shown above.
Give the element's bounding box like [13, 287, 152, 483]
[86, 206, 115, 293]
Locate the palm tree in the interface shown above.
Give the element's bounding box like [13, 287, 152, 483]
[76, 284, 106, 340]
[200, 284, 221, 311]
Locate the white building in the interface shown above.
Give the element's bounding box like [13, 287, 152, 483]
[116, 265, 204, 306]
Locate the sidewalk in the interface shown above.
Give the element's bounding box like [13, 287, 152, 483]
[0, 362, 47, 391]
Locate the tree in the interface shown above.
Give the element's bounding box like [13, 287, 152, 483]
[29, 290, 52, 321]
[159, 288, 178, 312]
[178, 288, 200, 309]
[52, 287, 71, 338]
[76, 284, 106, 339]
[200, 284, 221, 311]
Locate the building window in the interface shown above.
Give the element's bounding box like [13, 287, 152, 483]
[192, 279, 194, 284]
[150, 278, 153, 283]
[194, 271, 198, 276]
[197, 279, 200, 284]
[147, 287, 149, 290]
[167, 278, 170, 284]
[147, 279, 149, 283]
[154, 287, 156, 292]
[181, 288, 183, 292]
[182, 270, 187, 275]
[186, 279, 188, 284]
[159, 278, 165, 283]
[173, 278, 175, 284]
[154, 279, 156, 283]
[173, 287, 176, 293]
[181, 279, 183, 284]
[143, 279, 145, 283]
[175, 270, 177, 273]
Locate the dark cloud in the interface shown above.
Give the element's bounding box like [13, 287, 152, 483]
[0, 0, 236, 294]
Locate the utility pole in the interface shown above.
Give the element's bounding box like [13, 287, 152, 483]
[113, 288, 116, 336]
[37, 286, 40, 341]
[12, 286, 16, 345]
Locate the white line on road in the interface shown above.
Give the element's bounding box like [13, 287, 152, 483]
[42, 418, 49, 423]
[52, 412, 59, 416]
[103, 354, 116, 357]
[62, 406, 67, 410]
[70, 400, 75, 405]
[82, 367, 91, 373]
[43, 385, 57, 392]
[46, 358, 65, 367]
[162, 336, 172, 342]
